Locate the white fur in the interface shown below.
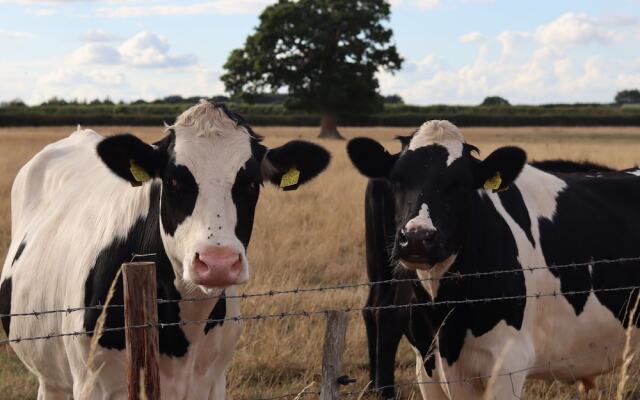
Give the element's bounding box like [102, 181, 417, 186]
[409, 120, 464, 166]
[405, 203, 436, 232]
[1, 108, 255, 399]
[414, 165, 639, 399]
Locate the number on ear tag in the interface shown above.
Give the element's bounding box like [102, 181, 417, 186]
[280, 167, 301, 191]
[130, 160, 151, 186]
[483, 171, 502, 192]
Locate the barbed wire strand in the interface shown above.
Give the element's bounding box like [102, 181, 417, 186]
[3, 256, 640, 319]
[2, 283, 640, 346]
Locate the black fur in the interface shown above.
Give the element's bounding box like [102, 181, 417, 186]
[83, 183, 190, 356]
[97, 134, 166, 184]
[264, 140, 331, 187]
[204, 293, 226, 334]
[363, 180, 431, 398]
[532, 159, 613, 173]
[347, 138, 397, 179]
[160, 164, 199, 236]
[0, 278, 11, 336]
[475, 146, 527, 190]
[11, 240, 26, 267]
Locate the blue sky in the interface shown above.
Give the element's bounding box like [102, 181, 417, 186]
[1, 0, 639, 105]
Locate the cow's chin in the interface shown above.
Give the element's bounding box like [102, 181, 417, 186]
[400, 253, 457, 273]
[399, 252, 453, 271]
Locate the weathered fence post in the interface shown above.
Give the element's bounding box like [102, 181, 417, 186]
[123, 262, 160, 400]
[320, 311, 349, 400]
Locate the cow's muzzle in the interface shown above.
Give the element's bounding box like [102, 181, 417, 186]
[191, 246, 243, 287]
[397, 228, 440, 268]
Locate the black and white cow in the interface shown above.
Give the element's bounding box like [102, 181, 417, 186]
[348, 120, 640, 399]
[0, 100, 330, 399]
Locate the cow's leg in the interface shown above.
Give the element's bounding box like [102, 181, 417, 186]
[374, 308, 405, 399]
[208, 372, 226, 400]
[363, 294, 379, 388]
[447, 373, 526, 400]
[414, 350, 450, 400]
[37, 381, 72, 400]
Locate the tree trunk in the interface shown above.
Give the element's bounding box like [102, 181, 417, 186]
[318, 111, 345, 140]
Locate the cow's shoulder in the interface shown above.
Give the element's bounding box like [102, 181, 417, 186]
[11, 129, 105, 233]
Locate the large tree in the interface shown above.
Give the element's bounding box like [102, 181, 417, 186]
[615, 89, 640, 105]
[221, 0, 402, 139]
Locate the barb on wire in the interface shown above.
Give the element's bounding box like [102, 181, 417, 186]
[4, 256, 640, 320]
[2, 284, 640, 346]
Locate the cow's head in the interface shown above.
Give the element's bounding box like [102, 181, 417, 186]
[347, 120, 526, 271]
[97, 100, 330, 292]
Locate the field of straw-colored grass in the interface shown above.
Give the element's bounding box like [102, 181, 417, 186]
[2, 125, 640, 399]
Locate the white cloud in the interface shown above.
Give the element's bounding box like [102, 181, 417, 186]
[83, 29, 119, 43]
[535, 13, 616, 49]
[95, 0, 275, 17]
[118, 30, 195, 68]
[413, 0, 441, 10]
[496, 31, 531, 57]
[72, 43, 122, 64]
[28, 7, 56, 15]
[459, 32, 486, 44]
[69, 30, 195, 68]
[0, 29, 34, 39]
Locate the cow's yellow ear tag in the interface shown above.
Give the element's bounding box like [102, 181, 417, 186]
[130, 160, 151, 186]
[280, 167, 300, 191]
[483, 171, 502, 192]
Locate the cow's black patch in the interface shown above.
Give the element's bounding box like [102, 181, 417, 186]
[532, 160, 613, 173]
[539, 172, 640, 324]
[498, 185, 534, 246]
[11, 240, 26, 267]
[204, 292, 226, 334]
[0, 278, 11, 336]
[161, 163, 199, 236]
[231, 159, 261, 247]
[84, 183, 190, 356]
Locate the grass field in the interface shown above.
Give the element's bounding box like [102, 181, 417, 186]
[2, 125, 640, 399]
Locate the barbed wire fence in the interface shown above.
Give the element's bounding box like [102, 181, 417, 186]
[1, 256, 640, 399]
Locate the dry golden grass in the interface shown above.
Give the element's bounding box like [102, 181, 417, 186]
[1, 125, 640, 399]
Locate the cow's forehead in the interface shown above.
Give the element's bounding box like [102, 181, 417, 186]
[171, 101, 255, 183]
[407, 120, 465, 166]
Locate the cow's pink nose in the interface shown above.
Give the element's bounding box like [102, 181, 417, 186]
[191, 246, 242, 287]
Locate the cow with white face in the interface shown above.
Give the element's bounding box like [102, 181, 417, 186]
[348, 120, 640, 399]
[0, 100, 330, 399]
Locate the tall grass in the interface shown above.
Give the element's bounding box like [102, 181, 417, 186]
[1, 126, 640, 399]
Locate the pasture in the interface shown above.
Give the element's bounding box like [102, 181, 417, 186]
[2, 125, 640, 399]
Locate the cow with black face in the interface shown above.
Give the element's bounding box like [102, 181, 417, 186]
[348, 120, 640, 399]
[0, 100, 330, 399]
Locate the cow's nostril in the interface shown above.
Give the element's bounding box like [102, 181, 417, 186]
[398, 230, 409, 247]
[424, 230, 436, 242]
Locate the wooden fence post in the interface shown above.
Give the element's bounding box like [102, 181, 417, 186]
[320, 311, 349, 400]
[123, 262, 160, 400]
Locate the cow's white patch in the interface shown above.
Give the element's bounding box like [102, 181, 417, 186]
[627, 168, 640, 177]
[414, 254, 457, 299]
[405, 203, 436, 232]
[408, 120, 464, 166]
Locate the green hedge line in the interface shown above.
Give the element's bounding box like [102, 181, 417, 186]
[2, 103, 640, 127]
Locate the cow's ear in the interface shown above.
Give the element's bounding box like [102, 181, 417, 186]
[475, 146, 527, 192]
[97, 134, 163, 186]
[347, 137, 397, 179]
[261, 140, 331, 190]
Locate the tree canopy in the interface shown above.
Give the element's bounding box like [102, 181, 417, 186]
[481, 96, 510, 106]
[221, 0, 402, 138]
[615, 89, 640, 105]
